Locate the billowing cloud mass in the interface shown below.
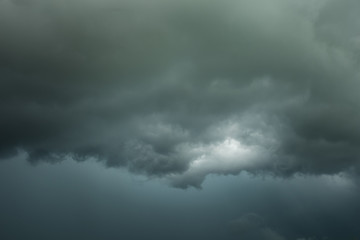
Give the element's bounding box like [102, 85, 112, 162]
[1, 0, 360, 188]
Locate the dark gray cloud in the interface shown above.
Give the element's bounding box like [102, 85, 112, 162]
[1, 0, 360, 187]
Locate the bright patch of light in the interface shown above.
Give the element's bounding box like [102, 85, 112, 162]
[189, 137, 263, 172]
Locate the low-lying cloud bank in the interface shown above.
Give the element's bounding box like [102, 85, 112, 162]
[1, 0, 360, 187]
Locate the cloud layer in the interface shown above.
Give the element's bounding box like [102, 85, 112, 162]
[1, 0, 360, 187]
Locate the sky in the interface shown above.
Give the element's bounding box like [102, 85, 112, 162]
[1, 0, 360, 239]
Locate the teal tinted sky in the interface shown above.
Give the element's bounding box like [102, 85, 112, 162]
[1, 154, 360, 240]
[1, 0, 360, 239]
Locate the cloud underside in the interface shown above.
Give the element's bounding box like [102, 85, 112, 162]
[1, 0, 360, 187]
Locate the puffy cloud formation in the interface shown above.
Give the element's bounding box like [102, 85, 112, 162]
[1, 0, 360, 187]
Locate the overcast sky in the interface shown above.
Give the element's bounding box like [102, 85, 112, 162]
[1, 0, 360, 239]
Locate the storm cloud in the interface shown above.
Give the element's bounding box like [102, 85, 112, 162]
[1, 0, 360, 188]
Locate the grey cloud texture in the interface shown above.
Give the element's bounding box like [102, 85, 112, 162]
[1, 0, 360, 187]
